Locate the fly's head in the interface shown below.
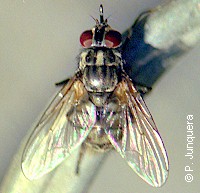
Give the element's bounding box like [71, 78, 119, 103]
[78, 5, 123, 71]
[80, 5, 122, 48]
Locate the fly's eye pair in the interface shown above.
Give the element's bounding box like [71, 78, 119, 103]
[80, 30, 122, 48]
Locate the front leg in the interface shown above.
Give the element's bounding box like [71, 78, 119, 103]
[55, 78, 70, 86]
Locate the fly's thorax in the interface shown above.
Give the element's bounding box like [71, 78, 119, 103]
[88, 92, 110, 107]
[79, 47, 122, 69]
[79, 48, 122, 93]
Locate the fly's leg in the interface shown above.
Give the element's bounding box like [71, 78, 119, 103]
[133, 81, 152, 95]
[55, 78, 70, 86]
[76, 143, 86, 174]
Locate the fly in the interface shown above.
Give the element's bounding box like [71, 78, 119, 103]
[21, 5, 169, 187]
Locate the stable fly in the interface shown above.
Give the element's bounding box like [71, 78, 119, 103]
[22, 5, 169, 187]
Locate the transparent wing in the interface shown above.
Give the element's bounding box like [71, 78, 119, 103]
[22, 76, 96, 180]
[105, 76, 169, 187]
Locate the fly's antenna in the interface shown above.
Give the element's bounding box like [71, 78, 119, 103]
[99, 4, 104, 24]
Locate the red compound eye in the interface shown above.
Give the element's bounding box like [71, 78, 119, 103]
[105, 30, 122, 48]
[80, 30, 93, 48]
[80, 29, 122, 48]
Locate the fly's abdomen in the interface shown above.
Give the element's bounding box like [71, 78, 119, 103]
[83, 65, 119, 92]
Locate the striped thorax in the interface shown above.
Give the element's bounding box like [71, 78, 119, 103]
[79, 48, 122, 106]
